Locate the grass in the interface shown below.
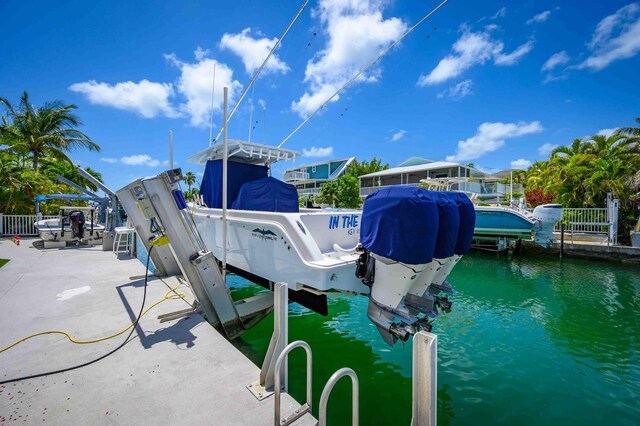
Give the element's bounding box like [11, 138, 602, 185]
[0, 259, 9, 269]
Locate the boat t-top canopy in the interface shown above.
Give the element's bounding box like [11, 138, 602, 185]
[188, 140, 299, 166]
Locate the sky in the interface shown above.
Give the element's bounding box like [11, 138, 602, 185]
[1, 0, 639, 191]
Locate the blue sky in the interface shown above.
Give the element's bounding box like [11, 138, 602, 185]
[2, 0, 639, 190]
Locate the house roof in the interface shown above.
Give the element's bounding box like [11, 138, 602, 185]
[283, 157, 355, 172]
[359, 161, 486, 179]
[396, 157, 435, 167]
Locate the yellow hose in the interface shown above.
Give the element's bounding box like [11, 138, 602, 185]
[0, 280, 187, 354]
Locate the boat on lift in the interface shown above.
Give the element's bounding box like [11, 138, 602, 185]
[422, 177, 563, 249]
[35, 205, 105, 247]
[151, 140, 476, 345]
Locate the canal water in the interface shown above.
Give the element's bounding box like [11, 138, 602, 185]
[229, 252, 640, 425]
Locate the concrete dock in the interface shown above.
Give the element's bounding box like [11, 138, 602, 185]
[0, 238, 315, 425]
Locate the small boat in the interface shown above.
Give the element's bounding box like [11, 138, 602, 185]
[422, 178, 563, 249]
[35, 206, 105, 246]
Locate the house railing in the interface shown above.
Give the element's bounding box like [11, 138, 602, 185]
[298, 188, 321, 196]
[0, 214, 58, 236]
[284, 171, 310, 182]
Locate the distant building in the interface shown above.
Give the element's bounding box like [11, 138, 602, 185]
[358, 157, 523, 203]
[283, 157, 356, 198]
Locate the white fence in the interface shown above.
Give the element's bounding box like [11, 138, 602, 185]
[555, 208, 609, 233]
[0, 214, 57, 236]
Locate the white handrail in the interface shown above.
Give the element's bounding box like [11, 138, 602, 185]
[319, 367, 359, 426]
[274, 340, 312, 426]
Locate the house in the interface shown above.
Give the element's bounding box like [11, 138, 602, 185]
[358, 158, 523, 202]
[283, 157, 356, 198]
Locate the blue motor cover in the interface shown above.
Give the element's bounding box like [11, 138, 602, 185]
[361, 186, 438, 265]
[232, 177, 299, 213]
[430, 192, 460, 259]
[443, 192, 476, 254]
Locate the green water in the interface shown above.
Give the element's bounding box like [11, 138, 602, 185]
[229, 253, 640, 425]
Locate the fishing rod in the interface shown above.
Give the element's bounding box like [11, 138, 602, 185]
[278, 0, 449, 148]
[211, 0, 310, 145]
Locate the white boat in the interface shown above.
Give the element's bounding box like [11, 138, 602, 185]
[34, 206, 105, 246]
[175, 141, 477, 345]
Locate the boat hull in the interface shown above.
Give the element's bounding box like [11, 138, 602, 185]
[473, 207, 535, 240]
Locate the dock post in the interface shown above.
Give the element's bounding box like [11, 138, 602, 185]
[411, 331, 437, 426]
[248, 282, 288, 400]
[560, 222, 564, 259]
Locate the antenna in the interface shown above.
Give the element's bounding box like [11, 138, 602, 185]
[211, 0, 310, 144]
[209, 64, 217, 147]
[278, 0, 449, 148]
[248, 84, 255, 142]
[263, 105, 267, 145]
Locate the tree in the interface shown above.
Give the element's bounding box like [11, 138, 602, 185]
[615, 117, 640, 137]
[184, 171, 197, 192]
[346, 157, 388, 178]
[0, 91, 100, 170]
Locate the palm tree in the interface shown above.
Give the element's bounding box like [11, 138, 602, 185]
[615, 117, 640, 136]
[0, 91, 100, 170]
[183, 171, 197, 192]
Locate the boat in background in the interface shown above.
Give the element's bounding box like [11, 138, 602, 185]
[35, 205, 105, 247]
[422, 178, 563, 250]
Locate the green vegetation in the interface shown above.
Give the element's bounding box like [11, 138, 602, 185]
[524, 117, 640, 243]
[182, 171, 200, 201]
[0, 91, 102, 214]
[316, 158, 388, 208]
[0, 259, 9, 268]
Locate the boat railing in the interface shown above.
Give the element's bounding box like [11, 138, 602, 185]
[0, 213, 57, 236]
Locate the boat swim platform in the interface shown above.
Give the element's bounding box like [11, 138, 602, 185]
[0, 238, 316, 425]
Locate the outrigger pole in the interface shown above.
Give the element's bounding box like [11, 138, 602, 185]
[211, 0, 311, 145]
[278, 0, 450, 148]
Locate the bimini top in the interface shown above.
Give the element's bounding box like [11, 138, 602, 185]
[188, 140, 300, 166]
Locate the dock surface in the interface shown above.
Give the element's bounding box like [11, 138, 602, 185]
[0, 238, 315, 425]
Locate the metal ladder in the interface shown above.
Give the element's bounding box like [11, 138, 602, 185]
[254, 283, 438, 426]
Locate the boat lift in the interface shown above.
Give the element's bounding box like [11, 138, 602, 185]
[116, 169, 275, 339]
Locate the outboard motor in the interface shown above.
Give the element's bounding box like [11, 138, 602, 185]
[532, 204, 563, 247]
[430, 192, 476, 288]
[359, 186, 444, 345]
[69, 210, 85, 239]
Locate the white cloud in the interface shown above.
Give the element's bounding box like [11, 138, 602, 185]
[446, 121, 544, 162]
[511, 158, 532, 169]
[437, 79, 473, 99]
[579, 3, 640, 70]
[597, 128, 618, 137]
[302, 146, 333, 157]
[492, 7, 507, 19]
[69, 80, 178, 118]
[526, 11, 551, 25]
[100, 157, 119, 164]
[219, 28, 289, 75]
[165, 49, 243, 127]
[390, 130, 407, 142]
[541, 51, 570, 71]
[121, 154, 162, 167]
[291, 0, 407, 118]
[538, 143, 559, 155]
[418, 27, 534, 86]
[494, 40, 535, 65]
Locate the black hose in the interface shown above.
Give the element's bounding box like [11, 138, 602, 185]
[0, 246, 154, 385]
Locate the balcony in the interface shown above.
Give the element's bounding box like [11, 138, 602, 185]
[284, 171, 310, 182]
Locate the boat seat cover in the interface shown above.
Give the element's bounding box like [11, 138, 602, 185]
[443, 191, 476, 254]
[199, 160, 268, 208]
[361, 186, 438, 265]
[232, 177, 299, 213]
[430, 192, 460, 259]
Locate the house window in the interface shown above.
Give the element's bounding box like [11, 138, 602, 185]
[312, 166, 316, 172]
